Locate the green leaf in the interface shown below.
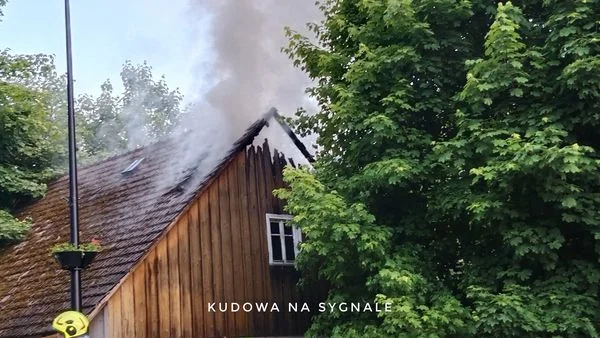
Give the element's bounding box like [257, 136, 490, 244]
[561, 197, 577, 208]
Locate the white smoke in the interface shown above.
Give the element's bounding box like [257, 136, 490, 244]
[187, 0, 320, 137]
[124, 93, 151, 149]
[155, 0, 321, 188]
[117, 0, 321, 191]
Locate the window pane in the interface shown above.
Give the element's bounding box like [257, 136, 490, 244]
[284, 224, 293, 235]
[271, 235, 282, 261]
[285, 236, 295, 261]
[270, 222, 280, 235]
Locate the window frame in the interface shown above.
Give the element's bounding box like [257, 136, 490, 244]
[265, 213, 302, 266]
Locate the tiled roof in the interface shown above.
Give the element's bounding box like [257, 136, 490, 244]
[0, 110, 279, 337]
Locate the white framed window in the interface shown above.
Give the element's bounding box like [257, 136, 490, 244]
[266, 213, 302, 266]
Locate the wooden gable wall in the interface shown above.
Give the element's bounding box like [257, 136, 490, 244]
[87, 142, 313, 337]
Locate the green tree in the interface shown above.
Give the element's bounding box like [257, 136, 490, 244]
[78, 61, 183, 157]
[3, 54, 183, 159]
[0, 51, 63, 246]
[279, 0, 600, 336]
[77, 80, 125, 158]
[120, 60, 182, 145]
[0, 0, 66, 244]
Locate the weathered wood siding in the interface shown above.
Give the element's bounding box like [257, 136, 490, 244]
[98, 142, 312, 337]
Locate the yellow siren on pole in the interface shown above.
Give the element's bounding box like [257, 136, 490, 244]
[52, 311, 89, 338]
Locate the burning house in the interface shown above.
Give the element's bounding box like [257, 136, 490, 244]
[0, 109, 319, 337]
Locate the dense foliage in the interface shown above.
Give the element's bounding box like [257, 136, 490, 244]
[279, 0, 600, 336]
[0, 52, 63, 245]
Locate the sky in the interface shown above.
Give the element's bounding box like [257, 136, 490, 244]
[0, 0, 210, 100]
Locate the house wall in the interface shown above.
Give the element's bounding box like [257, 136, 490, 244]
[92, 141, 314, 337]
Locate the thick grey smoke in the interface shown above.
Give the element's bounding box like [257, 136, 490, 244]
[188, 0, 320, 137]
[153, 0, 320, 189]
[136, 1, 321, 192]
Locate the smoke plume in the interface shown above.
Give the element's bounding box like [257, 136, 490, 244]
[187, 0, 320, 138]
[156, 0, 320, 188]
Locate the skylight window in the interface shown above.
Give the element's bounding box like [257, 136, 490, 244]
[121, 158, 144, 175]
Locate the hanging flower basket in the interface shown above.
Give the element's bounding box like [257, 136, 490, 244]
[51, 239, 101, 270]
[53, 251, 97, 270]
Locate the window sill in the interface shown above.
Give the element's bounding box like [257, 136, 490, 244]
[269, 262, 297, 270]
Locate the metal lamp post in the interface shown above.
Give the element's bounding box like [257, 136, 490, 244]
[63, 0, 82, 312]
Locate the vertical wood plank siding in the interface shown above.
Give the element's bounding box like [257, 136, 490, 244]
[101, 143, 313, 337]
